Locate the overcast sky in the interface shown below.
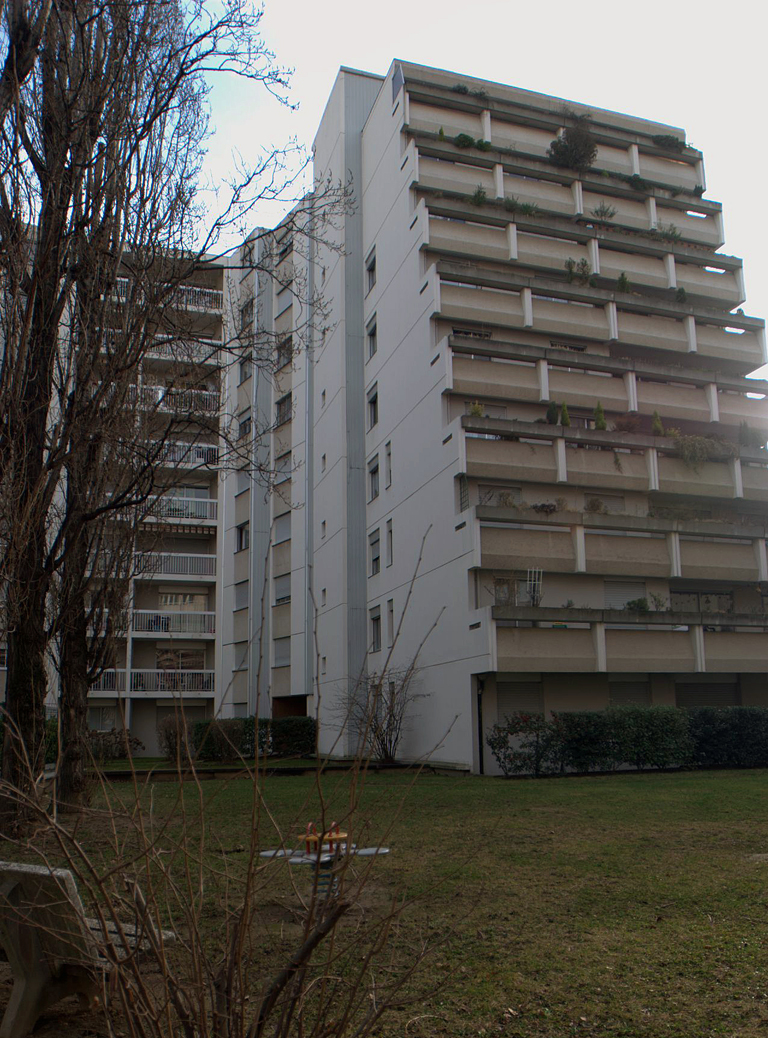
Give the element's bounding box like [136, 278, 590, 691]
[205, 0, 768, 376]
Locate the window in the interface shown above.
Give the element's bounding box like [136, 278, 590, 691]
[370, 607, 381, 653]
[367, 385, 378, 429]
[88, 706, 116, 732]
[368, 456, 380, 501]
[239, 356, 252, 383]
[387, 599, 394, 647]
[275, 451, 291, 484]
[367, 319, 378, 360]
[274, 636, 291, 667]
[0, 646, 7, 668]
[459, 475, 470, 512]
[366, 248, 376, 293]
[274, 573, 291, 605]
[321, 588, 327, 606]
[321, 520, 326, 539]
[273, 512, 291, 544]
[321, 389, 326, 408]
[236, 469, 250, 495]
[236, 522, 250, 552]
[385, 442, 392, 487]
[321, 453, 327, 472]
[234, 580, 249, 611]
[277, 335, 292, 369]
[275, 393, 292, 426]
[386, 520, 393, 567]
[239, 298, 254, 335]
[157, 647, 205, 671]
[321, 656, 327, 675]
[369, 529, 381, 576]
[238, 411, 252, 439]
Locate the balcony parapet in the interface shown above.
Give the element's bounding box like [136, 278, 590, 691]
[461, 414, 766, 462]
[448, 333, 768, 397]
[491, 604, 768, 628]
[475, 504, 768, 540]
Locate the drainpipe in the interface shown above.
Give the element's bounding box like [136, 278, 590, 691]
[477, 678, 485, 775]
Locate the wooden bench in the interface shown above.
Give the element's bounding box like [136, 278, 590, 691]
[0, 860, 174, 1037]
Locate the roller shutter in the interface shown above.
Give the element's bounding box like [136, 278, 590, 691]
[604, 581, 647, 610]
[497, 680, 543, 716]
[609, 681, 651, 706]
[675, 682, 740, 708]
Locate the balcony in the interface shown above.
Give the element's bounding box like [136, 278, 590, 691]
[492, 605, 768, 673]
[128, 385, 219, 414]
[146, 337, 220, 364]
[89, 669, 215, 696]
[130, 670, 214, 694]
[146, 496, 218, 521]
[91, 670, 127, 693]
[155, 441, 219, 468]
[132, 611, 216, 636]
[135, 553, 217, 579]
[112, 278, 223, 312]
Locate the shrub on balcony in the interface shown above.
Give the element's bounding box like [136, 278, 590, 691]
[547, 114, 597, 172]
[454, 133, 475, 149]
[593, 402, 607, 431]
[651, 410, 664, 436]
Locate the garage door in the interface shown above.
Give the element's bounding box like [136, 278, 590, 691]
[497, 680, 543, 716]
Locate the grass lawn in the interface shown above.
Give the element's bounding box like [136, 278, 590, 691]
[9, 768, 768, 1036]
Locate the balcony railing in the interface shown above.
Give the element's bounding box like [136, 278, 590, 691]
[111, 278, 223, 312]
[132, 611, 216, 635]
[146, 496, 218, 521]
[147, 337, 220, 363]
[135, 553, 216, 577]
[130, 670, 214, 693]
[91, 669, 127, 692]
[128, 385, 219, 413]
[155, 441, 219, 467]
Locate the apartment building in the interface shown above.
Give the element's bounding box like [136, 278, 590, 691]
[220, 60, 768, 772]
[5, 61, 766, 768]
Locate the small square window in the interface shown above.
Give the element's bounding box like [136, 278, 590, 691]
[370, 607, 381, 653]
[367, 384, 378, 429]
[369, 529, 381, 576]
[368, 457, 379, 501]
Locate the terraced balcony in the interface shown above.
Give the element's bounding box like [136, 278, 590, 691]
[135, 552, 217, 579]
[492, 605, 768, 673]
[132, 611, 216, 636]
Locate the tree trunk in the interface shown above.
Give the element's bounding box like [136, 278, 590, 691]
[57, 608, 91, 809]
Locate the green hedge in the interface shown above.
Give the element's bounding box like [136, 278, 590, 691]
[487, 706, 768, 777]
[190, 716, 316, 762]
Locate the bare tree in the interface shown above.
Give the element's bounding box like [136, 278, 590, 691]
[0, 0, 345, 821]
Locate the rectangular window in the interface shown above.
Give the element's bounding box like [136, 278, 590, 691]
[321, 453, 327, 472]
[367, 385, 378, 429]
[236, 522, 250, 552]
[385, 442, 392, 487]
[321, 389, 326, 408]
[273, 512, 291, 544]
[277, 335, 292, 369]
[321, 520, 326, 539]
[367, 319, 377, 359]
[274, 573, 291, 605]
[236, 468, 250, 495]
[321, 656, 327, 675]
[239, 298, 254, 334]
[274, 636, 291, 667]
[234, 580, 249, 611]
[239, 357, 252, 383]
[238, 411, 252, 439]
[459, 475, 470, 512]
[275, 393, 292, 426]
[370, 607, 381, 653]
[275, 451, 291, 484]
[386, 519, 393, 567]
[88, 706, 116, 732]
[368, 456, 380, 501]
[387, 599, 394, 647]
[366, 248, 376, 293]
[369, 529, 381, 576]
[321, 588, 327, 606]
